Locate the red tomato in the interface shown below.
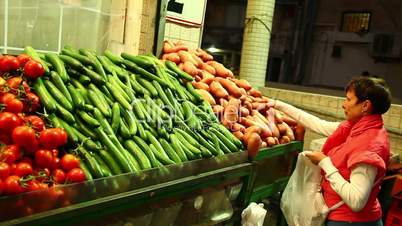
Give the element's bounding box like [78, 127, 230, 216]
[51, 149, 59, 157]
[20, 157, 33, 165]
[17, 54, 32, 66]
[24, 115, 45, 132]
[4, 175, 25, 195]
[0, 56, 20, 72]
[11, 126, 37, 148]
[6, 77, 22, 89]
[0, 133, 11, 144]
[23, 60, 45, 79]
[50, 157, 60, 170]
[26, 180, 41, 192]
[4, 98, 24, 113]
[23, 138, 39, 156]
[14, 162, 33, 177]
[0, 162, 11, 180]
[0, 112, 23, 134]
[0, 92, 16, 104]
[24, 93, 40, 113]
[35, 149, 53, 168]
[52, 169, 66, 184]
[39, 128, 68, 149]
[66, 168, 85, 183]
[0, 178, 4, 195]
[34, 168, 51, 182]
[0, 145, 21, 164]
[60, 154, 80, 171]
[0, 76, 6, 92]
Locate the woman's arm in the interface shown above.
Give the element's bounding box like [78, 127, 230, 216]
[319, 158, 377, 212]
[274, 100, 340, 136]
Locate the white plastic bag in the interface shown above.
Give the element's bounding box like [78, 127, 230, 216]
[280, 152, 327, 226]
[241, 202, 267, 226]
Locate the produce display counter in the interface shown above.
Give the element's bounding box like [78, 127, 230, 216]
[0, 141, 302, 226]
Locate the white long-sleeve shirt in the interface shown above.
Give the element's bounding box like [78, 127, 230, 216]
[274, 100, 378, 212]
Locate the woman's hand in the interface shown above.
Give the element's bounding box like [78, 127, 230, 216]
[303, 151, 327, 165]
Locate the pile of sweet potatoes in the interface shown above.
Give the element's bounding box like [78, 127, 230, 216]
[161, 40, 304, 157]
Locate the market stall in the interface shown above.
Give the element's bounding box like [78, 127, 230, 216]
[0, 43, 303, 225]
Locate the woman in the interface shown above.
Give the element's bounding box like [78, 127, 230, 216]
[271, 77, 391, 226]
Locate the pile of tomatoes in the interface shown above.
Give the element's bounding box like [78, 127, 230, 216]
[0, 54, 85, 197]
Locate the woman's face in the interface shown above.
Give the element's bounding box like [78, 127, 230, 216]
[342, 89, 368, 121]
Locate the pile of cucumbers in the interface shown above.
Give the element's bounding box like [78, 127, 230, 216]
[26, 45, 243, 180]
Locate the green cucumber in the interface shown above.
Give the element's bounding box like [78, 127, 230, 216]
[111, 103, 120, 133]
[77, 110, 100, 128]
[83, 67, 106, 85]
[160, 139, 182, 164]
[33, 78, 57, 112]
[121, 52, 154, 68]
[50, 71, 72, 102]
[99, 149, 123, 175]
[138, 78, 158, 97]
[132, 136, 158, 168]
[61, 49, 93, 66]
[165, 61, 194, 81]
[44, 79, 73, 111]
[59, 54, 85, 71]
[169, 134, 188, 162]
[67, 84, 85, 109]
[124, 140, 152, 170]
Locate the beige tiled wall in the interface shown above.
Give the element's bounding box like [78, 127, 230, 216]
[261, 87, 402, 155]
[164, 21, 202, 49]
[138, 0, 158, 54]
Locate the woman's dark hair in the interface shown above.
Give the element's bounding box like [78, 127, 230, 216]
[345, 77, 392, 114]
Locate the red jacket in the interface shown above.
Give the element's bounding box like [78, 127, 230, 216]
[321, 114, 390, 222]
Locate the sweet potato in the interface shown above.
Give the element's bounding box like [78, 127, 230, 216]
[239, 88, 247, 95]
[279, 135, 291, 144]
[243, 126, 262, 143]
[232, 123, 246, 133]
[200, 70, 215, 81]
[252, 118, 272, 139]
[200, 63, 216, 75]
[261, 141, 267, 148]
[233, 79, 252, 91]
[178, 50, 199, 66]
[210, 81, 229, 99]
[195, 48, 214, 61]
[277, 122, 287, 135]
[189, 51, 204, 66]
[192, 82, 209, 91]
[195, 75, 202, 82]
[248, 88, 262, 97]
[219, 98, 229, 108]
[233, 131, 244, 140]
[217, 78, 242, 98]
[200, 77, 214, 85]
[264, 108, 280, 138]
[162, 52, 181, 64]
[178, 63, 184, 70]
[163, 40, 188, 53]
[244, 101, 253, 112]
[282, 115, 297, 126]
[222, 99, 241, 127]
[183, 61, 199, 77]
[196, 89, 216, 105]
[207, 61, 232, 78]
[274, 109, 284, 124]
[294, 123, 305, 141]
[239, 107, 250, 117]
[246, 133, 262, 158]
[212, 105, 224, 115]
[239, 95, 247, 103]
[282, 122, 295, 141]
[251, 102, 269, 112]
[239, 117, 255, 127]
[266, 137, 276, 147]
